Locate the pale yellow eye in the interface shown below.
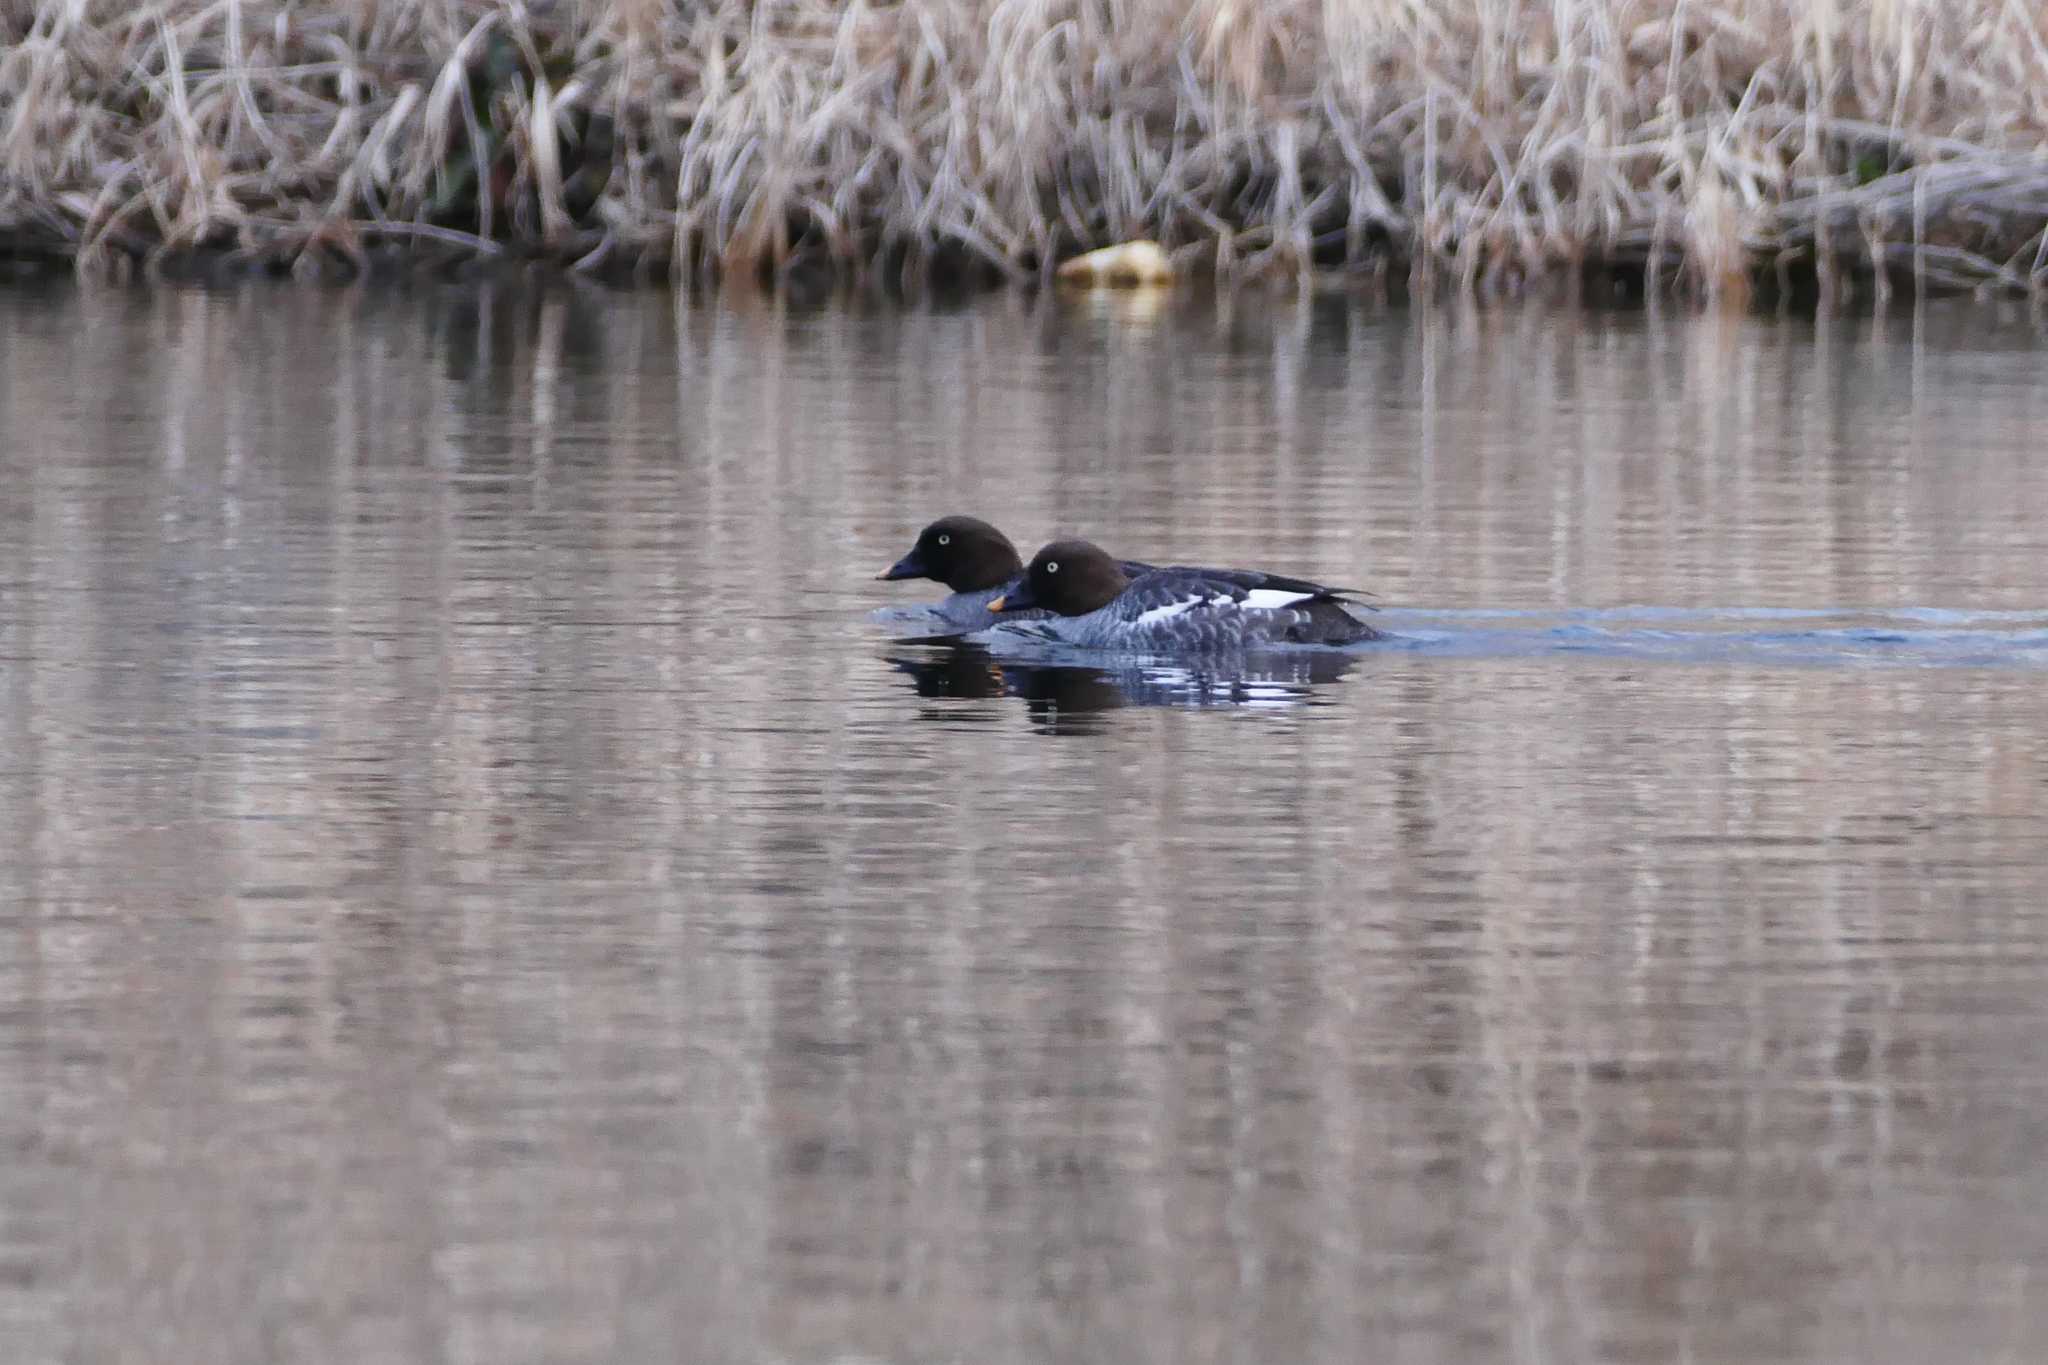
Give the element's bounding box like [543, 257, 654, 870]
[1045, 561, 1060, 574]
[937, 534, 950, 546]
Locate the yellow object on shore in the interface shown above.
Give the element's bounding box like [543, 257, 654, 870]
[1056, 242, 1175, 288]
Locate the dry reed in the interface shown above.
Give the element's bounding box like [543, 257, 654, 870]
[3, 0, 2047, 298]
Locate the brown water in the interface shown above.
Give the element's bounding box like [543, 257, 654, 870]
[3, 282, 2048, 1365]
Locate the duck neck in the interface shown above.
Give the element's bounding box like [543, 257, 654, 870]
[952, 547, 1023, 593]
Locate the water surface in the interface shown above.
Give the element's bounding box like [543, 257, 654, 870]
[3, 283, 2047, 1364]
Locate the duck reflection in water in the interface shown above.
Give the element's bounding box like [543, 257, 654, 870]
[885, 641, 1358, 730]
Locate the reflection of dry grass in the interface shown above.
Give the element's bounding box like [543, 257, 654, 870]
[2, 1, 2046, 296]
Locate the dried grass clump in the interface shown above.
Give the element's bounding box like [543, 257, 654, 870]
[3, 0, 2046, 297]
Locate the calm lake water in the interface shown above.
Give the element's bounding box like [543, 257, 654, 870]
[3, 281, 2048, 1364]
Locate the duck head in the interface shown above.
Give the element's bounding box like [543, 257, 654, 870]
[877, 516, 1023, 593]
[989, 540, 1131, 617]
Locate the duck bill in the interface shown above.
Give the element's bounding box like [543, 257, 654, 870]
[876, 549, 927, 581]
[989, 584, 1037, 613]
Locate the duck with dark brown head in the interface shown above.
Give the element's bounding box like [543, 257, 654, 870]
[877, 517, 1151, 632]
[990, 540, 1380, 652]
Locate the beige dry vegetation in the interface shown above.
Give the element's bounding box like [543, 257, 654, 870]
[3, 0, 2047, 298]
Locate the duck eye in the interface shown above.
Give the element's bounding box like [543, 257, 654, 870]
[936, 534, 950, 546]
[1045, 561, 1060, 574]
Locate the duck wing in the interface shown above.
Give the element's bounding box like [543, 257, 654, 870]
[1081, 571, 1226, 627]
[1114, 569, 1354, 619]
[1157, 564, 1375, 606]
[1110, 570, 1379, 645]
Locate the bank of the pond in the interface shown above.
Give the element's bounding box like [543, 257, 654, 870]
[4, 2, 2047, 300]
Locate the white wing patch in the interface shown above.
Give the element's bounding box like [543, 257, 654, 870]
[1132, 596, 1205, 628]
[1243, 588, 1314, 611]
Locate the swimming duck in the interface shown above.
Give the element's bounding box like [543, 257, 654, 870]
[989, 539, 1380, 650]
[877, 516, 1152, 631]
